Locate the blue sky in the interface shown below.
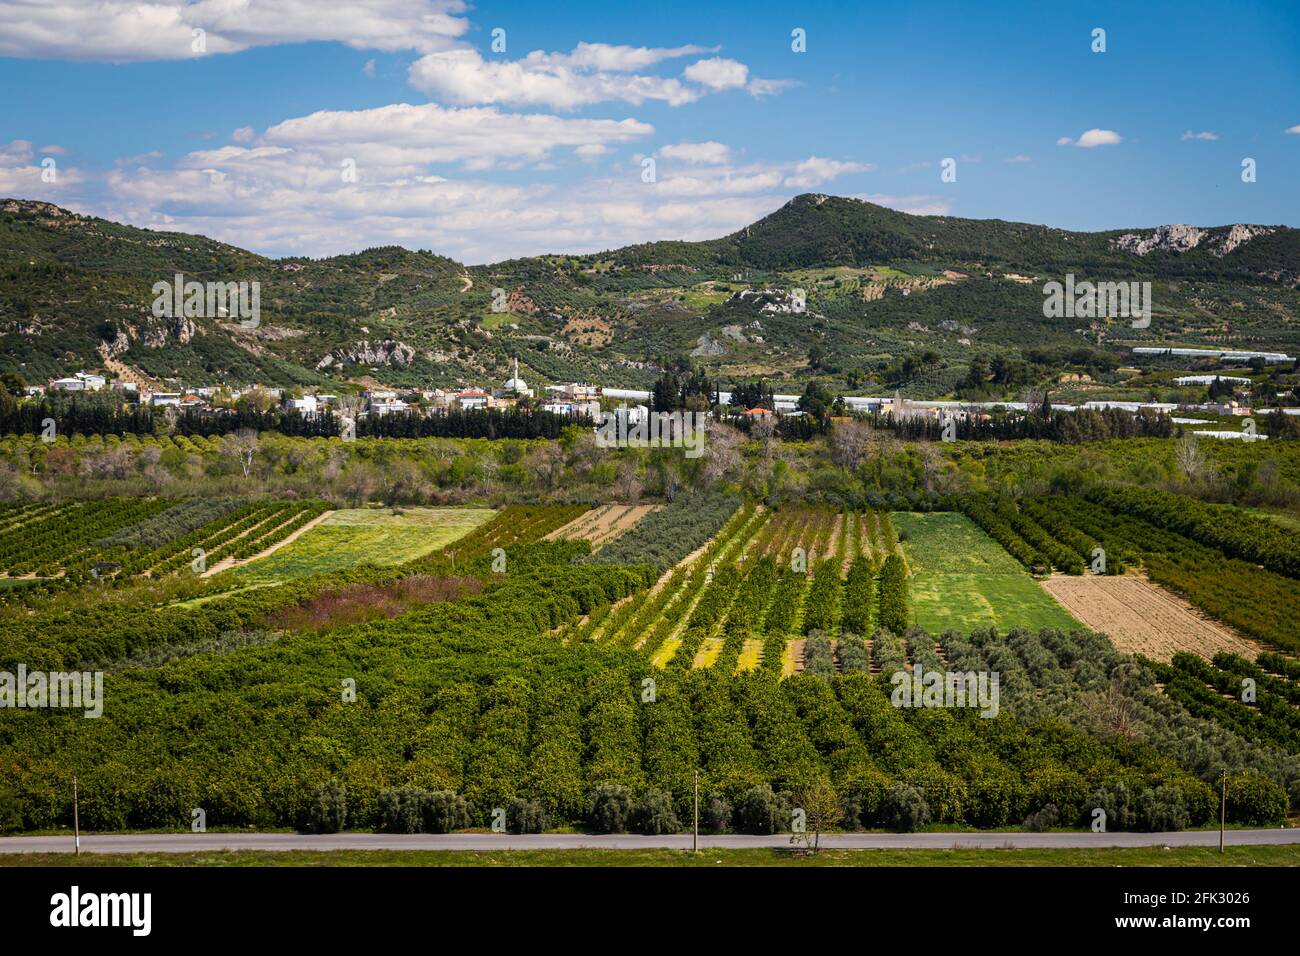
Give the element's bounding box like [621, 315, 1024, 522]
[1, 0, 1297, 262]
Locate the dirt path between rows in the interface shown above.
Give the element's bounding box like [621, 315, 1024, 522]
[202, 510, 336, 577]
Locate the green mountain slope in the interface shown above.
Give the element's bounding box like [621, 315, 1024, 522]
[1, 194, 1297, 397]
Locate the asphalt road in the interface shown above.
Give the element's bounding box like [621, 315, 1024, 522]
[0, 829, 1296, 853]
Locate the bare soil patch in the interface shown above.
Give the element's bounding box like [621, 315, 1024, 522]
[1040, 572, 1260, 662]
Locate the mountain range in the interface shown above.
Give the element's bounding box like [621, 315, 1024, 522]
[2, 193, 1298, 398]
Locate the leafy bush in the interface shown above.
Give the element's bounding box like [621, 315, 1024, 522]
[735, 784, 783, 835]
[702, 793, 732, 834]
[425, 791, 471, 834]
[877, 554, 910, 634]
[1024, 803, 1059, 832]
[880, 783, 930, 832]
[378, 785, 426, 834]
[506, 797, 548, 834]
[308, 780, 347, 834]
[587, 784, 634, 834]
[1225, 772, 1289, 825]
[634, 789, 681, 835]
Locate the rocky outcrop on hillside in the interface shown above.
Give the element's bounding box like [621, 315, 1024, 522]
[316, 339, 416, 370]
[1111, 223, 1274, 257]
[1, 198, 76, 219]
[1219, 223, 1275, 255]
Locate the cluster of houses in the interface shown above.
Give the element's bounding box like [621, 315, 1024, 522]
[28, 348, 1296, 440]
[31, 359, 607, 422]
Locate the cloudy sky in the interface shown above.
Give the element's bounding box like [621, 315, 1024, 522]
[1, 0, 1297, 263]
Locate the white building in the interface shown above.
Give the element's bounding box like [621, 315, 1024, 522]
[500, 357, 533, 398]
[370, 399, 410, 416]
[49, 372, 106, 392]
[283, 396, 319, 415]
[1133, 347, 1294, 364]
[455, 390, 490, 411]
[542, 399, 601, 418]
[1173, 375, 1252, 386]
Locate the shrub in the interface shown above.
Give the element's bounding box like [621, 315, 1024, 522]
[702, 793, 732, 834]
[1090, 781, 1136, 831]
[877, 554, 910, 634]
[424, 790, 470, 833]
[1135, 785, 1190, 832]
[634, 788, 681, 835]
[1225, 772, 1289, 826]
[0, 787, 22, 834]
[506, 797, 548, 835]
[308, 780, 347, 834]
[880, 783, 930, 832]
[377, 785, 426, 834]
[587, 784, 634, 833]
[1024, 804, 1059, 832]
[841, 771, 891, 829]
[735, 784, 782, 835]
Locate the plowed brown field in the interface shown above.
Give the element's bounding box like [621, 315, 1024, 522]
[1039, 572, 1260, 662]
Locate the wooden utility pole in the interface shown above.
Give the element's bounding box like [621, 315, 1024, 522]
[72, 775, 80, 857]
[693, 770, 699, 853]
[1219, 769, 1227, 855]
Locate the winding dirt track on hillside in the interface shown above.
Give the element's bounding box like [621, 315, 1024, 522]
[1039, 572, 1260, 662]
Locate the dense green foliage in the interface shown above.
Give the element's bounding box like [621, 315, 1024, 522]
[587, 492, 739, 571]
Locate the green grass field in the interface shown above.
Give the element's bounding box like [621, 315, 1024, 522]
[3, 845, 1295, 867]
[223, 506, 495, 587]
[1244, 507, 1300, 532]
[891, 512, 1080, 633]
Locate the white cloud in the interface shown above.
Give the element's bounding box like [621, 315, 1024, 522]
[39, 144, 68, 155]
[854, 193, 952, 216]
[655, 170, 785, 197]
[94, 156, 791, 262]
[0, 138, 83, 195]
[1285, 124, 1300, 135]
[232, 126, 256, 144]
[116, 150, 164, 167]
[363, 58, 376, 78]
[550, 41, 716, 72]
[0, 139, 34, 165]
[683, 57, 748, 90]
[747, 77, 794, 96]
[78, 124, 872, 261]
[783, 157, 874, 188]
[1004, 154, 1032, 163]
[1181, 130, 1218, 141]
[659, 142, 732, 164]
[0, 0, 470, 61]
[410, 44, 787, 110]
[409, 43, 719, 109]
[1057, 128, 1122, 148]
[260, 102, 653, 171]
